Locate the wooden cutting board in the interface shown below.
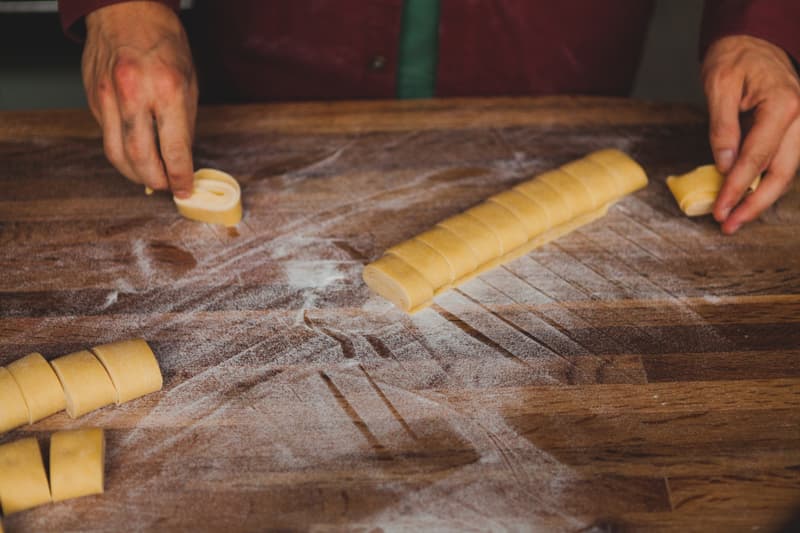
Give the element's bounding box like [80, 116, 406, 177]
[1, 97, 799, 532]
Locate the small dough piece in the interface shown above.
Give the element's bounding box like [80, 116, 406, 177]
[7, 352, 66, 424]
[666, 164, 760, 217]
[174, 168, 242, 227]
[50, 350, 117, 418]
[488, 190, 550, 238]
[588, 148, 649, 195]
[49, 428, 105, 503]
[90, 339, 163, 404]
[362, 254, 433, 312]
[0, 367, 29, 434]
[387, 239, 453, 287]
[0, 437, 51, 515]
[538, 169, 597, 213]
[514, 178, 573, 226]
[560, 158, 617, 207]
[465, 202, 528, 253]
[437, 213, 502, 264]
[415, 227, 479, 279]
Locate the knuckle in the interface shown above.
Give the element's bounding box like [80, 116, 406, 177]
[154, 67, 186, 96]
[111, 58, 141, 100]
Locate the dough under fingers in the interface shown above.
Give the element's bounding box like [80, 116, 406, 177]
[7, 352, 66, 423]
[667, 164, 760, 217]
[90, 338, 163, 404]
[0, 367, 29, 434]
[0, 437, 51, 515]
[50, 350, 117, 418]
[50, 428, 105, 502]
[363, 149, 649, 313]
[174, 168, 243, 227]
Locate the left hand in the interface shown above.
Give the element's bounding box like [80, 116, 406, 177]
[702, 35, 800, 234]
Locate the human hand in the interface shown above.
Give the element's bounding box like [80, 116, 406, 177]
[702, 35, 800, 234]
[82, 1, 198, 198]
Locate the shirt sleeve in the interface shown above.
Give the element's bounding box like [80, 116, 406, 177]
[58, 0, 180, 41]
[700, 0, 800, 63]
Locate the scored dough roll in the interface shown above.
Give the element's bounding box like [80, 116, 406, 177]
[363, 149, 649, 313]
[0, 437, 51, 515]
[50, 350, 117, 418]
[7, 352, 66, 424]
[49, 428, 105, 502]
[174, 168, 243, 227]
[90, 338, 163, 404]
[666, 164, 760, 217]
[0, 367, 29, 434]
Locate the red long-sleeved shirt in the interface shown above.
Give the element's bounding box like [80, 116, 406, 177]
[58, 0, 800, 104]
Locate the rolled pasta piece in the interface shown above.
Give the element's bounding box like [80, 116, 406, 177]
[49, 428, 105, 502]
[666, 164, 760, 217]
[90, 338, 163, 404]
[0, 367, 29, 434]
[0, 437, 51, 515]
[174, 168, 242, 227]
[50, 350, 116, 418]
[363, 149, 648, 312]
[6, 352, 66, 423]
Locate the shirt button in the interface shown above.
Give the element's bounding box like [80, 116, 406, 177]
[369, 55, 387, 71]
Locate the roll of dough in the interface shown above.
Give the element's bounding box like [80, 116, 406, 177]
[49, 428, 105, 502]
[50, 350, 117, 418]
[174, 168, 242, 227]
[90, 338, 163, 404]
[363, 149, 648, 313]
[0, 437, 51, 515]
[7, 352, 66, 423]
[0, 367, 29, 434]
[666, 164, 760, 217]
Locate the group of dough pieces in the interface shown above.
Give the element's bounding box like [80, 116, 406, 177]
[0, 429, 104, 516]
[173, 168, 243, 227]
[363, 149, 649, 313]
[0, 339, 162, 520]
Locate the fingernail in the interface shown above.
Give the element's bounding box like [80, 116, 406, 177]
[716, 205, 732, 222]
[716, 149, 735, 173]
[727, 221, 741, 234]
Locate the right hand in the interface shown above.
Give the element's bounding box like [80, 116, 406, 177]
[82, 1, 198, 198]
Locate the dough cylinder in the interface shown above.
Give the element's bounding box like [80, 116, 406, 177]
[6, 352, 66, 424]
[49, 428, 105, 502]
[50, 350, 117, 418]
[0, 437, 51, 515]
[0, 367, 29, 434]
[90, 338, 163, 404]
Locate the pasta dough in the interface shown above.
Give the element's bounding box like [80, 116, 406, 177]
[363, 149, 648, 313]
[666, 164, 760, 217]
[50, 350, 117, 418]
[91, 338, 163, 404]
[0, 437, 51, 515]
[49, 428, 105, 503]
[0, 367, 29, 434]
[7, 352, 66, 423]
[174, 168, 242, 227]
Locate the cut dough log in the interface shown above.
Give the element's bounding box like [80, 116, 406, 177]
[0, 367, 29, 434]
[90, 338, 163, 404]
[0, 437, 51, 515]
[50, 350, 117, 418]
[7, 352, 66, 423]
[49, 428, 105, 503]
[667, 164, 760, 217]
[363, 149, 648, 313]
[174, 168, 242, 227]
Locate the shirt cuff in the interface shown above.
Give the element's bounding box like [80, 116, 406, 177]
[58, 0, 181, 41]
[700, 0, 800, 66]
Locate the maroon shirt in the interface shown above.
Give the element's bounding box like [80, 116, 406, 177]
[59, 0, 800, 103]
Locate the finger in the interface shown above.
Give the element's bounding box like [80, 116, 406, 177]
[120, 111, 170, 190]
[713, 100, 795, 222]
[705, 69, 743, 174]
[155, 102, 195, 199]
[96, 84, 138, 182]
[721, 119, 800, 234]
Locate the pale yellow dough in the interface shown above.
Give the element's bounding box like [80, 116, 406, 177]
[50, 350, 117, 418]
[0, 367, 29, 434]
[0, 437, 51, 515]
[174, 168, 242, 227]
[666, 164, 760, 216]
[363, 149, 649, 312]
[91, 338, 163, 404]
[7, 352, 66, 423]
[49, 428, 105, 503]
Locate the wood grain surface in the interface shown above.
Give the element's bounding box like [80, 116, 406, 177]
[1, 97, 799, 532]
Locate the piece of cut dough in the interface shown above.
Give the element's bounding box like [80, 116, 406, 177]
[90, 338, 163, 404]
[50, 350, 117, 418]
[666, 164, 760, 217]
[49, 428, 105, 503]
[0, 437, 51, 515]
[7, 352, 66, 424]
[174, 168, 242, 227]
[387, 239, 453, 287]
[363, 149, 649, 312]
[0, 367, 29, 434]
